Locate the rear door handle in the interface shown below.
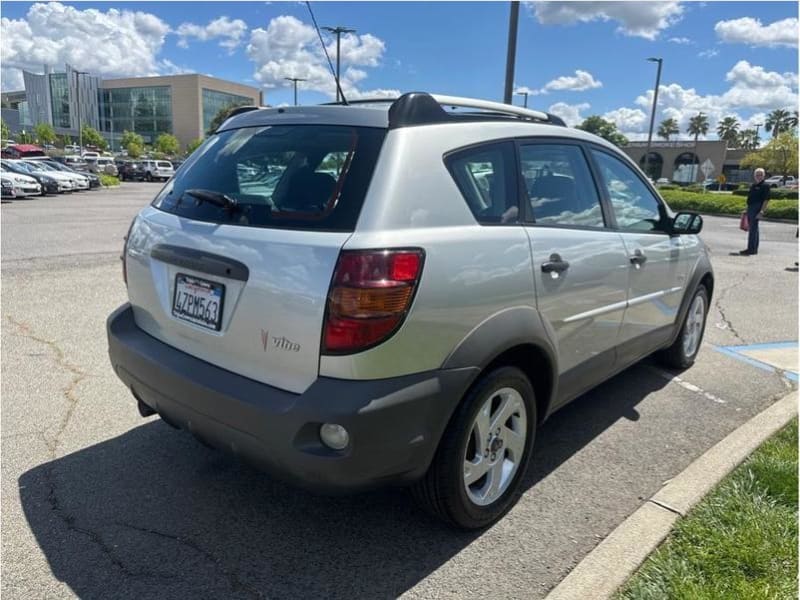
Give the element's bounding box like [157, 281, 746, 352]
[629, 250, 647, 266]
[541, 253, 570, 273]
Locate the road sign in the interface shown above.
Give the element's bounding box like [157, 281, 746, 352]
[700, 159, 714, 178]
[717, 174, 726, 184]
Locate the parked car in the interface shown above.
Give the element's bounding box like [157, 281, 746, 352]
[655, 177, 670, 185]
[24, 160, 89, 191]
[1, 160, 52, 194]
[85, 156, 119, 177]
[764, 175, 796, 188]
[41, 160, 101, 189]
[108, 93, 713, 529]
[118, 161, 147, 181]
[81, 151, 101, 160]
[1, 144, 47, 159]
[141, 159, 174, 181]
[1, 174, 18, 198]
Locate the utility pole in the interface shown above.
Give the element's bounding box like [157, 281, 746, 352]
[643, 57, 663, 180]
[322, 26, 356, 102]
[753, 122, 763, 149]
[73, 70, 89, 156]
[284, 77, 307, 106]
[515, 90, 529, 108]
[503, 1, 520, 104]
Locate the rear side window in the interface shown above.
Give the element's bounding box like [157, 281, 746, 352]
[520, 143, 605, 228]
[445, 142, 518, 224]
[152, 125, 386, 231]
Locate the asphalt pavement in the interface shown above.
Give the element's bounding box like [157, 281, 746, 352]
[1, 184, 797, 599]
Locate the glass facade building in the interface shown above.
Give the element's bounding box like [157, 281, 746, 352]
[100, 86, 172, 144]
[202, 88, 253, 133]
[49, 73, 71, 128]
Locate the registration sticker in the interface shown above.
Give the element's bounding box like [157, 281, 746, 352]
[172, 273, 225, 331]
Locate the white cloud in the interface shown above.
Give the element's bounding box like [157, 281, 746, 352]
[528, 1, 683, 40]
[698, 49, 719, 59]
[176, 16, 248, 53]
[514, 85, 541, 96]
[603, 107, 648, 132]
[668, 37, 693, 45]
[715, 17, 798, 48]
[542, 70, 602, 92]
[1, 2, 170, 90]
[547, 102, 590, 127]
[246, 15, 391, 99]
[721, 60, 798, 110]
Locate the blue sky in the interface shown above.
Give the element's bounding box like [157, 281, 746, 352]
[1, 1, 797, 140]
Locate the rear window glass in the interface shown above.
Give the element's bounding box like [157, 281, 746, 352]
[157, 161, 172, 168]
[152, 125, 385, 231]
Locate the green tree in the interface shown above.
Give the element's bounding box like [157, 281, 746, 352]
[81, 125, 108, 150]
[575, 115, 629, 147]
[155, 133, 179, 156]
[657, 118, 679, 141]
[765, 108, 791, 138]
[686, 113, 709, 144]
[206, 102, 250, 136]
[126, 141, 144, 158]
[787, 110, 799, 131]
[738, 129, 759, 151]
[120, 130, 144, 149]
[56, 134, 72, 149]
[716, 116, 740, 147]
[186, 137, 204, 154]
[740, 131, 798, 180]
[1, 119, 10, 140]
[34, 122, 56, 146]
[17, 130, 34, 144]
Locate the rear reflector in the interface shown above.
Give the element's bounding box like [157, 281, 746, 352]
[323, 249, 424, 354]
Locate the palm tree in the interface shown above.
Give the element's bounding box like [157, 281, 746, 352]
[765, 108, 791, 138]
[686, 113, 709, 182]
[738, 129, 759, 151]
[787, 110, 799, 130]
[716, 116, 740, 148]
[658, 118, 679, 141]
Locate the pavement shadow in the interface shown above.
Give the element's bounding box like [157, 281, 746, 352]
[19, 361, 670, 599]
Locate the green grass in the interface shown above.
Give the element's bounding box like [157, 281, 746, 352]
[99, 174, 120, 187]
[660, 189, 798, 220]
[616, 420, 798, 600]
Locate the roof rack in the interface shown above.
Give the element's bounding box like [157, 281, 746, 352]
[386, 92, 565, 129]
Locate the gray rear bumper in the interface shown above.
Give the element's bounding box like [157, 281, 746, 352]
[107, 304, 477, 493]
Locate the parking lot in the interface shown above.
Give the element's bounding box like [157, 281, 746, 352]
[1, 182, 797, 599]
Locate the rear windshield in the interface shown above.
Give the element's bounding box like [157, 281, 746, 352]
[152, 125, 386, 231]
[157, 161, 172, 168]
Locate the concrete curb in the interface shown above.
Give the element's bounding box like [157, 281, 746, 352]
[546, 390, 798, 600]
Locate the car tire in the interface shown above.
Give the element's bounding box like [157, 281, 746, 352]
[659, 285, 709, 369]
[411, 366, 536, 529]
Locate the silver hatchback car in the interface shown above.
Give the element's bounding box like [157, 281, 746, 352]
[108, 93, 712, 529]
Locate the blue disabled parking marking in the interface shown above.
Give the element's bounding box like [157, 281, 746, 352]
[712, 341, 798, 382]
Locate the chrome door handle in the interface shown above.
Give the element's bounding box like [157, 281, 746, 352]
[629, 250, 647, 266]
[541, 253, 570, 273]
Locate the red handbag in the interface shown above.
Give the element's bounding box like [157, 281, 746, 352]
[739, 211, 749, 231]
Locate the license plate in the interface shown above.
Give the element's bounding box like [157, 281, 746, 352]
[172, 274, 225, 331]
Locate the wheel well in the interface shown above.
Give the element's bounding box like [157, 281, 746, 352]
[484, 344, 554, 424]
[700, 272, 714, 300]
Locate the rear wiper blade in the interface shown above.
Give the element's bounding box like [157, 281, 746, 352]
[183, 188, 238, 210]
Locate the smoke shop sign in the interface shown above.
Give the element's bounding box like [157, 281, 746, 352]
[628, 141, 696, 148]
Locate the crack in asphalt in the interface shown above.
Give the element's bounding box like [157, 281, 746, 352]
[7, 316, 260, 593]
[713, 274, 747, 343]
[116, 522, 266, 599]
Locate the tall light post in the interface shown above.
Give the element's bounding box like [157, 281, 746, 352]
[73, 69, 89, 156]
[753, 122, 763, 149]
[515, 90, 529, 108]
[322, 26, 355, 103]
[284, 77, 306, 106]
[642, 57, 663, 180]
[503, 1, 520, 104]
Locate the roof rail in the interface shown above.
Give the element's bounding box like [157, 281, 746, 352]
[227, 105, 261, 118]
[387, 92, 565, 129]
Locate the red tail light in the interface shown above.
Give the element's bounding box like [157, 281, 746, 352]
[323, 249, 424, 354]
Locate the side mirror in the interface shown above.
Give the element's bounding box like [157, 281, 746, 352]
[671, 212, 703, 235]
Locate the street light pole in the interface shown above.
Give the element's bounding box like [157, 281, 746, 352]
[503, 1, 520, 104]
[284, 77, 307, 106]
[73, 70, 89, 156]
[515, 90, 529, 108]
[753, 122, 763, 149]
[643, 57, 663, 180]
[322, 26, 356, 103]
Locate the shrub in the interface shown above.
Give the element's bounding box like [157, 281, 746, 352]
[99, 174, 120, 187]
[732, 188, 799, 200]
[660, 189, 797, 220]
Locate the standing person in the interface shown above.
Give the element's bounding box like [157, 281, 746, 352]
[740, 168, 770, 255]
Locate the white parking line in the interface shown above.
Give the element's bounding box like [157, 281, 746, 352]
[645, 365, 727, 404]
